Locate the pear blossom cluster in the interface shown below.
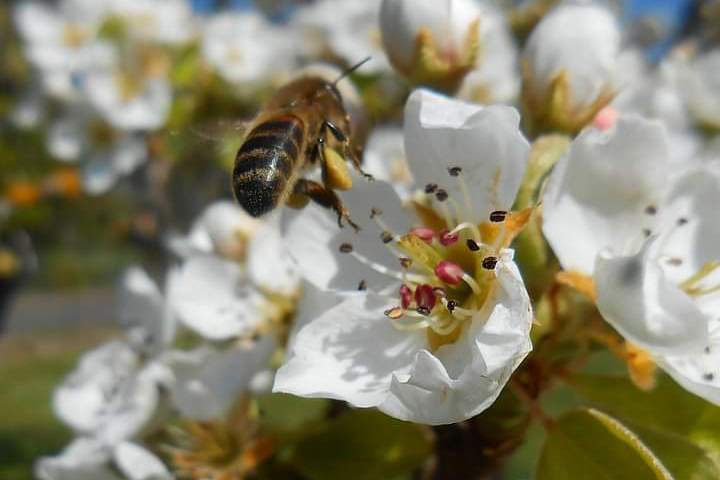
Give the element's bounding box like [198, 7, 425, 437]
[14, 0, 720, 478]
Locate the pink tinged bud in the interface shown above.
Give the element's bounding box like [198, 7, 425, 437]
[438, 229, 459, 246]
[435, 260, 465, 286]
[399, 284, 412, 309]
[414, 283, 436, 311]
[410, 227, 435, 243]
[593, 106, 618, 131]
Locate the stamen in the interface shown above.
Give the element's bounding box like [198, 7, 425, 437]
[644, 205, 657, 215]
[414, 284, 437, 311]
[381, 231, 394, 244]
[435, 189, 448, 202]
[409, 227, 435, 244]
[448, 166, 462, 177]
[384, 307, 403, 319]
[489, 210, 507, 223]
[399, 257, 413, 269]
[677, 217, 688, 226]
[339, 243, 353, 253]
[435, 260, 465, 285]
[466, 239, 480, 251]
[482, 256, 498, 270]
[424, 183, 438, 194]
[358, 280, 367, 291]
[462, 273, 482, 295]
[416, 306, 431, 316]
[370, 207, 382, 218]
[438, 229, 459, 246]
[432, 287, 447, 298]
[349, 250, 428, 283]
[399, 284, 412, 309]
[448, 222, 482, 243]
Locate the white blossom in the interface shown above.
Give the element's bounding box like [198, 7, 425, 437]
[274, 89, 533, 424]
[543, 114, 720, 404]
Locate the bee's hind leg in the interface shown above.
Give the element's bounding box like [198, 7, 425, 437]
[323, 121, 373, 181]
[292, 178, 360, 231]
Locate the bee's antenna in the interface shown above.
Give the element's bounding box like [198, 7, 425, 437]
[333, 57, 371, 86]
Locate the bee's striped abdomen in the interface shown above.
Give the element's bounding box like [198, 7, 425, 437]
[232, 114, 304, 217]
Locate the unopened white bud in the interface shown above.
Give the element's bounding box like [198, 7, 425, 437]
[521, 4, 621, 134]
[379, 0, 482, 92]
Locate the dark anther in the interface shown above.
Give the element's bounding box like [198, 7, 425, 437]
[466, 239, 480, 251]
[435, 189, 448, 202]
[482, 256, 498, 270]
[370, 207, 382, 218]
[703, 373, 715, 381]
[677, 217, 688, 226]
[358, 279, 367, 291]
[448, 166, 462, 177]
[339, 242, 354, 253]
[666, 257, 683, 266]
[424, 183, 438, 194]
[489, 210, 508, 222]
[416, 306, 431, 316]
[644, 205, 657, 215]
[642, 228, 652, 237]
[381, 231, 394, 244]
[705, 346, 712, 354]
[446, 300, 457, 312]
[399, 257, 412, 269]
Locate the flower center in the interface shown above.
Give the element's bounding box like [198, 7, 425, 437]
[340, 167, 528, 351]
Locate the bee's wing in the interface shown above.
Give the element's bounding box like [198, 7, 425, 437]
[167, 118, 253, 164]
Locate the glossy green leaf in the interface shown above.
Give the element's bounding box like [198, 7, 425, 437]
[537, 408, 672, 480]
[289, 409, 433, 480]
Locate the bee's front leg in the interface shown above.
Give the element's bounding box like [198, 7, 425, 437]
[292, 178, 359, 231]
[323, 120, 373, 181]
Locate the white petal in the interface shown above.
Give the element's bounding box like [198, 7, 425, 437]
[660, 345, 720, 406]
[113, 442, 171, 480]
[283, 177, 411, 293]
[404, 89, 529, 221]
[543, 115, 675, 274]
[34, 438, 118, 480]
[274, 293, 426, 407]
[192, 200, 260, 257]
[595, 240, 709, 355]
[168, 337, 274, 420]
[167, 255, 265, 340]
[381, 256, 533, 424]
[248, 216, 300, 296]
[83, 154, 120, 195]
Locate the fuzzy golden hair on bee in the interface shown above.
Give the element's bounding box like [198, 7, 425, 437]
[232, 61, 372, 229]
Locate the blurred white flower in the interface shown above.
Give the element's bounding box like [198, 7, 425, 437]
[202, 12, 297, 85]
[110, 0, 195, 45]
[678, 50, 720, 130]
[361, 126, 412, 196]
[85, 71, 172, 131]
[521, 3, 621, 133]
[13, 2, 115, 101]
[35, 437, 171, 480]
[292, 0, 389, 74]
[167, 201, 299, 341]
[53, 341, 171, 445]
[10, 86, 47, 129]
[379, 0, 482, 89]
[274, 90, 532, 424]
[167, 337, 275, 420]
[167, 200, 261, 261]
[543, 114, 720, 404]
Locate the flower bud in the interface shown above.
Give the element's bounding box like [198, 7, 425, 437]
[521, 4, 621, 135]
[379, 0, 482, 92]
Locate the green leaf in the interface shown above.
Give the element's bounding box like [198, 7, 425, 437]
[537, 408, 672, 480]
[572, 374, 720, 452]
[288, 409, 433, 480]
[255, 393, 329, 434]
[571, 374, 720, 478]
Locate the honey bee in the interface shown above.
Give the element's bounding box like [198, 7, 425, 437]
[232, 60, 372, 230]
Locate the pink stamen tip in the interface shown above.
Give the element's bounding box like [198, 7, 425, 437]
[593, 106, 618, 131]
[410, 227, 435, 243]
[434, 260, 465, 286]
[399, 284, 412, 309]
[438, 229, 459, 246]
[414, 284, 437, 311]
